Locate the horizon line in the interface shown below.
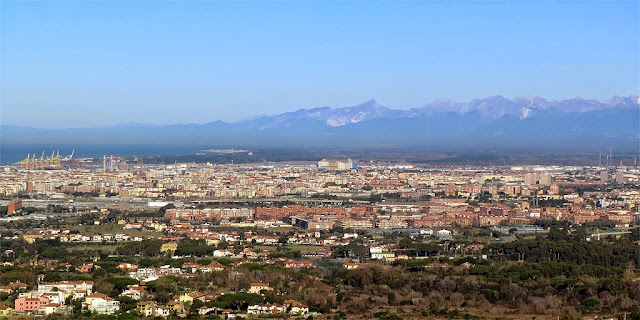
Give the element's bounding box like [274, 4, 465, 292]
[2, 93, 638, 130]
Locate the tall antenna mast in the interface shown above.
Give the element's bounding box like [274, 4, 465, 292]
[598, 153, 602, 167]
[609, 148, 613, 167]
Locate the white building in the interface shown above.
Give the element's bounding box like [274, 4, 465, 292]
[213, 249, 234, 257]
[119, 285, 145, 300]
[343, 233, 358, 239]
[371, 252, 396, 260]
[85, 294, 120, 315]
[129, 268, 159, 282]
[38, 281, 93, 296]
[248, 283, 272, 294]
[41, 303, 62, 315]
[369, 246, 383, 254]
[289, 304, 309, 316]
[420, 229, 434, 235]
[247, 304, 286, 314]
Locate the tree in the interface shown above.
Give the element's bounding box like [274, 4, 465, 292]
[630, 227, 640, 242]
[580, 297, 600, 312]
[176, 239, 215, 256]
[190, 299, 205, 313]
[105, 277, 139, 291]
[158, 203, 175, 216]
[548, 226, 569, 241]
[118, 296, 137, 312]
[332, 241, 368, 260]
[146, 276, 179, 302]
[212, 293, 264, 310]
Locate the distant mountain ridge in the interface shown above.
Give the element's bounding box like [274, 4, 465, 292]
[2, 95, 639, 151]
[242, 99, 398, 128]
[241, 95, 640, 126]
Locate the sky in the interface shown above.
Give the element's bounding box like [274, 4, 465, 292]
[1, 1, 639, 128]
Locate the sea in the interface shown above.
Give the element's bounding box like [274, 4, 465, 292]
[0, 143, 216, 165]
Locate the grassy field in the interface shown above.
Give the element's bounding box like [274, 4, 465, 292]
[254, 244, 327, 254]
[66, 243, 124, 253]
[64, 224, 162, 238]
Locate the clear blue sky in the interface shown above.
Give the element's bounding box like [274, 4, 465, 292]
[1, 1, 638, 128]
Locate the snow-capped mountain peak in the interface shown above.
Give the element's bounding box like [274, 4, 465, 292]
[240, 95, 638, 128]
[244, 99, 393, 128]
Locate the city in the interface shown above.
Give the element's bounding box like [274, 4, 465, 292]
[0, 156, 638, 319]
[1, 0, 638, 319]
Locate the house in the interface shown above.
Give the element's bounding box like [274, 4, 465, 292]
[344, 263, 360, 270]
[247, 304, 264, 314]
[84, 293, 120, 315]
[437, 229, 452, 239]
[23, 234, 43, 244]
[371, 252, 396, 260]
[166, 301, 187, 314]
[41, 303, 62, 315]
[14, 296, 50, 313]
[120, 285, 145, 300]
[115, 233, 130, 242]
[222, 309, 236, 318]
[0, 281, 26, 294]
[52, 262, 73, 272]
[181, 262, 202, 273]
[369, 246, 383, 254]
[158, 265, 183, 275]
[78, 264, 95, 273]
[198, 306, 219, 315]
[0, 306, 11, 316]
[38, 281, 93, 296]
[204, 263, 225, 272]
[137, 301, 170, 317]
[40, 292, 66, 305]
[248, 283, 272, 294]
[316, 248, 332, 257]
[160, 242, 178, 253]
[11, 282, 28, 291]
[343, 233, 358, 239]
[247, 303, 286, 314]
[213, 249, 234, 257]
[284, 260, 314, 268]
[205, 238, 221, 246]
[178, 292, 206, 304]
[118, 262, 139, 271]
[129, 268, 159, 282]
[154, 304, 171, 317]
[137, 301, 156, 317]
[289, 303, 309, 316]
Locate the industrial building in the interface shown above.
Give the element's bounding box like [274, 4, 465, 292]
[317, 159, 358, 170]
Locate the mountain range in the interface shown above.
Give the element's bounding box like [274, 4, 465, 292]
[2, 95, 639, 151]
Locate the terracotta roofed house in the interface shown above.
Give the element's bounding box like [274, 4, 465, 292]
[249, 283, 272, 294]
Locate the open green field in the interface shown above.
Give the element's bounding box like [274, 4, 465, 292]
[65, 243, 124, 253]
[254, 244, 327, 254]
[62, 224, 162, 238]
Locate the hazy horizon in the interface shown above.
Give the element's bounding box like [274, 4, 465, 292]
[1, 94, 637, 129]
